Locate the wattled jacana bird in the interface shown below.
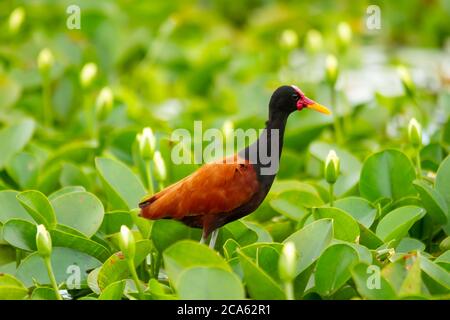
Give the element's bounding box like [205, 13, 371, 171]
[139, 85, 331, 248]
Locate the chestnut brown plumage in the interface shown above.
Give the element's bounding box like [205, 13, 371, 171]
[139, 85, 331, 248]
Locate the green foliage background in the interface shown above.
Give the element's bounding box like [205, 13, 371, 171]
[0, 0, 449, 300]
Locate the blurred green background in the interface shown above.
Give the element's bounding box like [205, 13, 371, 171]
[0, 0, 449, 193]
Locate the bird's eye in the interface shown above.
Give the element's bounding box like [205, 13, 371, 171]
[291, 93, 299, 100]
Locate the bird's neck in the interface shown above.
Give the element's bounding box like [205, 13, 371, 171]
[239, 110, 288, 185]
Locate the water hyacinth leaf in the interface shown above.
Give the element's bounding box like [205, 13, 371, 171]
[419, 256, 450, 293]
[151, 219, 201, 253]
[332, 240, 373, 265]
[334, 197, 377, 228]
[97, 240, 152, 290]
[398, 257, 422, 296]
[315, 244, 359, 296]
[100, 211, 133, 235]
[0, 191, 34, 223]
[358, 223, 384, 249]
[16, 190, 56, 228]
[51, 191, 104, 237]
[16, 247, 101, 287]
[60, 162, 91, 189]
[31, 287, 58, 300]
[351, 263, 397, 300]
[50, 228, 111, 262]
[0, 273, 28, 300]
[2, 219, 37, 251]
[314, 207, 360, 242]
[87, 267, 101, 295]
[99, 280, 126, 300]
[244, 221, 273, 242]
[95, 157, 146, 210]
[237, 251, 285, 300]
[216, 220, 258, 248]
[396, 238, 426, 253]
[435, 251, 450, 272]
[413, 180, 447, 226]
[6, 152, 39, 189]
[376, 206, 426, 243]
[283, 219, 333, 276]
[0, 245, 16, 274]
[163, 240, 230, 285]
[48, 186, 86, 201]
[223, 238, 240, 260]
[435, 156, 450, 235]
[269, 189, 322, 221]
[0, 119, 35, 169]
[177, 267, 245, 300]
[359, 149, 417, 202]
[3, 219, 110, 261]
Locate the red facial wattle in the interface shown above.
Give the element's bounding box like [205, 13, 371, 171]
[291, 85, 332, 115]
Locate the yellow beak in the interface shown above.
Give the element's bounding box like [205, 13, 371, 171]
[307, 102, 332, 115]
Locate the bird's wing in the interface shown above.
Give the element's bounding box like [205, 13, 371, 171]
[139, 155, 259, 220]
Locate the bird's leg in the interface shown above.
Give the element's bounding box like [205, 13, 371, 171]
[209, 229, 219, 249]
[200, 228, 208, 244]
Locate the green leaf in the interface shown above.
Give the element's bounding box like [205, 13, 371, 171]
[100, 211, 133, 235]
[97, 240, 152, 290]
[95, 157, 146, 210]
[398, 256, 422, 296]
[376, 206, 426, 243]
[16, 247, 101, 287]
[396, 238, 426, 253]
[60, 162, 91, 189]
[151, 219, 201, 253]
[217, 220, 258, 248]
[2, 219, 37, 251]
[413, 180, 447, 225]
[315, 244, 359, 296]
[48, 186, 86, 201]
[51, 191, 104, 237]
[314, 207, 360, 242]
[419, 255, 450, 293]
[239, 243, 283, 282]
[177, 267, 245, 300]
[0, 119, 35, 169]
[0, 273, 28, 300]
[360, 149, 417, 202]
[0, 191, 34, 224]
[3, 219, 110, 261]
[270, 190, 323, 221]
[435, 156, 450, 234]
[435, 251, 450, 272]
[334, 197, 377, 228]
[17, 190, 56, 228]
[99, 280, 125, 300]
[31, 287, 58, 300]
[6, 152, 39, 189]
[283, 219, 333, 276]
[237, 250, 285, 299]
[358, 223, 384, 249]
[163, 240, 230, 285]
[351, 263, 397, 300]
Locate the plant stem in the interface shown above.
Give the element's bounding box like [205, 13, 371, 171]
[416, 150, 422, 180]
[42, 74, 52, 127]
[329, 183, 334, 207]
[128, 259, 144, 299]
[284, 281, 294, 300]
[44, 257, 62, 300]
[330, 86, 343, 145]
[145, 160, 154, 195]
